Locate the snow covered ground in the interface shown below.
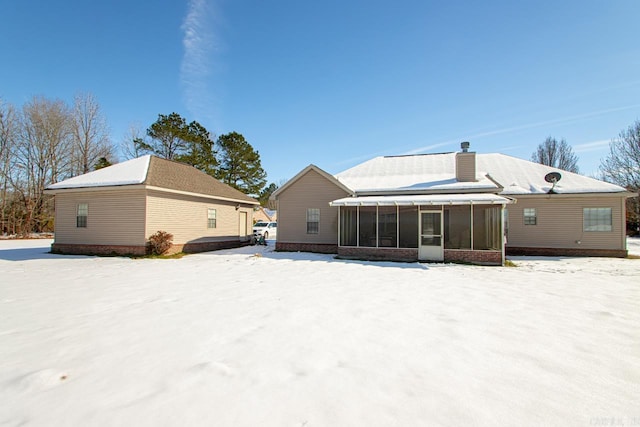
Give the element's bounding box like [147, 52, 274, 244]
[1, 239, 639, 426]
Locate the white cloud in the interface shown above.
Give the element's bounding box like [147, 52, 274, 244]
[180, 0, 220, 127]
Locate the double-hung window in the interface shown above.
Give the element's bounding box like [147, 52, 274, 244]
[307, 208, 320, 234]
[583, 208, 612, 232]
[207, 208, 217, 228]
[76, 203, 88, 228]
[523, 208, 537, 225]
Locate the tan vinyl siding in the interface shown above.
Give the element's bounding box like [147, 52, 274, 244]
[53, 190, 146, 245]
[456, 152, 476, 182]
[145, 189, 253, 244]
[506, 194, 626, 250]
[276, 169, 349, 244]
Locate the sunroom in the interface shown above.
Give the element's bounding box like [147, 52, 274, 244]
[330, 193, 513, 265]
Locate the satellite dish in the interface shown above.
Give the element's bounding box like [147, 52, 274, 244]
[544, 172, 562, 183]
[544, 172, 562, 194]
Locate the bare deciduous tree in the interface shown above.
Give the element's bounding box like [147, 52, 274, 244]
[600, 120, 640, 234]
[531, 137, 580, 173]
[0, 100, 18, 234]
[120, 122, 147, 160]
[71, 92, 114, 174]
[13, 96, 72, 233]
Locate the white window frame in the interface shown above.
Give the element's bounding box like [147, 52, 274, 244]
[583, 207, 612, 232]
[523, 208, 537, 225]
[207, 208, 217, 228]
[76, 203, 88, 228]
[307, 208, 320, 234]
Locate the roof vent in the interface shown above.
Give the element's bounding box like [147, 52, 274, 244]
[461, 141, 470, 152]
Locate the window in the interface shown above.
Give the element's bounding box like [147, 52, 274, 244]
[76, 203, 88, 228]
[306, 208, 320, 234]
[377, 206, 397, 247]
[583, 208, 612, 232]
[523, 208, 537, 225]
[207, 208, 217, 228]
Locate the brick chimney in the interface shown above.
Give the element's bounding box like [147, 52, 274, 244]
[455, 141, 477, 182]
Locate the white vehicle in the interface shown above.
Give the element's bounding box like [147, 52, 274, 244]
[253, 221, 277, 239]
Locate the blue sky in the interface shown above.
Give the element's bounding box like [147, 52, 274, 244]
[2, 1, 640, 184]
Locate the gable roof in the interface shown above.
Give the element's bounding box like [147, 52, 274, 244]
[46, 155, 258, 204]
[271, 164, 353, 199]
[333, 152, 627, 196]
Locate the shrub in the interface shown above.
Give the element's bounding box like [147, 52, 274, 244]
[147, 231, 173, 255]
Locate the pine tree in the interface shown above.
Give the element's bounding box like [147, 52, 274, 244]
[136, 112, 217, 177]
[216, 132, 267, 196]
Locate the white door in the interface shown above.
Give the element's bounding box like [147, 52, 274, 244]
[239, 211, 248, 241]
[419, 211, 443, 261]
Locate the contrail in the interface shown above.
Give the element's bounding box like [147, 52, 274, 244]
[180, 0, 218, 126]
[404, 104, 640, 155]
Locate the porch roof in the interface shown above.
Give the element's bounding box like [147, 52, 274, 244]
[330, 193, 513, 207]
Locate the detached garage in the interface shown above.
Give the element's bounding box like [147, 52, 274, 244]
[45, 155, 259, 255]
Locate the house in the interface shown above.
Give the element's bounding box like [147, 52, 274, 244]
[253, 206, 277, 223]
[45, 155, 259, 255]
[271, 143, 633, 265]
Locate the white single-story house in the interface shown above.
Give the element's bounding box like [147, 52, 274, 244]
[271, 143, 634, 265]
[45, 155, 259, 255]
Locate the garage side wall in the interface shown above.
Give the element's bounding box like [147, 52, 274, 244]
[145, 189, 254, 253]
[51, 189, 147, 254]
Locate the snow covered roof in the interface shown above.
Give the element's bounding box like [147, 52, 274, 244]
[47, 155, 151, 189]
[334, 152, 627, 196]
[331, 193, 513, 207]
[46, 155, 259, 204]
[477, 154, 626, 195]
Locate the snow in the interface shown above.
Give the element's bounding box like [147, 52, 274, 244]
[1, 238, 639, 426]
[46, 155, 151, 190]
[336, 153, 500, 193]
[333, 152, 627, 195]
[477, 154, 627, 195]
[330, 193, 512, 206]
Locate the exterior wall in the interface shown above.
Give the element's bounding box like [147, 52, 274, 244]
[275, 169, 349, 250]
[52, 189, 147, 246]
[145, 189, 254, 246]
[506, 194, 627, 252]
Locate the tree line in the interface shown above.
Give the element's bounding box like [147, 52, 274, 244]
[0, 96, 278, 236]
[0, 94, 113, 235]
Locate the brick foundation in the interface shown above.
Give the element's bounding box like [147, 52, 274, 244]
[506, 246, 628, 258]
[444, 249, 502, 265]
[51, 243, 147, 256]
[337, 246, 418, 262]
[276, 242, 338, 254]
[52, 240, 250, 256]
